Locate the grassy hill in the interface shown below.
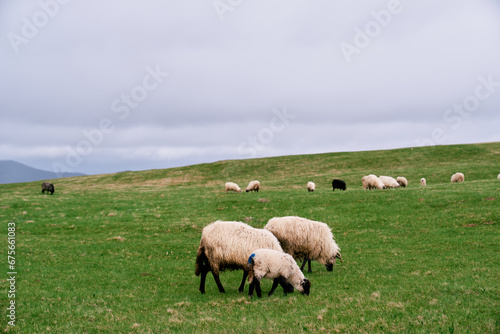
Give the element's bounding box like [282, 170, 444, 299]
[1, 142, 499, 332]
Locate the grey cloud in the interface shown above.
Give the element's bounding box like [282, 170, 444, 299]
[1, 0, 499, 175]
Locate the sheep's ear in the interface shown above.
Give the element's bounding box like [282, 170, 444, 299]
[336, 253, 343, 263]
[302, 279, 311, 296]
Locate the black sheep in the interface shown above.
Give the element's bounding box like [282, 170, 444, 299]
[41, 182, 54, 195]
[332, 179, 346, 191]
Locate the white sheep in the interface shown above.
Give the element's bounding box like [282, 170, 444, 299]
[498, 173, 500, 179]
[307, 181, 315, 192]
[379, 176, 400, 188]
[246, 249, 311, 298]
[225, 182, 241, 193]
[195, 220, 283, 294]
[451, 172, 465, 183]
[396, 177, 408, 187]
[420, 178, 427, 186]
[264, 216, 342, 273]
[362, 174, 386, 190]
[245, 180, 260, 192]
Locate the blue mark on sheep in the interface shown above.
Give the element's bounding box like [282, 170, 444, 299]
[248, 253, 255, 264]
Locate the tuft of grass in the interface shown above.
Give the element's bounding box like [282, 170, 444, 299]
[0, 142, 499, 332]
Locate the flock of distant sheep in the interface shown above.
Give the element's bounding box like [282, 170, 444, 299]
[361, 172, 466, 190]
[224, 172, 479, 195]
[40, 172, 497, 196]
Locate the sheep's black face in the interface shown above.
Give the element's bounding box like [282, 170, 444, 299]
[325, 263, 333, 271]
[301, 279, 311, 296]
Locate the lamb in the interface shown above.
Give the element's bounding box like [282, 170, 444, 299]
[195, 220, 283, 294]
[245, 180, 260, 192]
[361, 174, 386, 190]
[396, 177, 408, 187]
[307, 181, 315, 192]
[379, 176, 400, 188]
[225, 182, 241, 193]
[41, 182, 54, 195]
[247, 249, 311, 298]
[451, 172, 465, 183]
[420, 178, 426, 186]
[332, 179, 346, 191]
[264, 216, 342, 273]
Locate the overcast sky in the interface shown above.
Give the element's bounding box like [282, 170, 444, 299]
[1, 1, 499, 175]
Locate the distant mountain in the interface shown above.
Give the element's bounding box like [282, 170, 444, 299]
[0, 160, 85, 184]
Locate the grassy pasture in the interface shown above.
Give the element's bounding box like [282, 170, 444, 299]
[0, 143, 499, 333]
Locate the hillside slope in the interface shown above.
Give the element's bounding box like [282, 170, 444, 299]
[13, 142, 496, 191]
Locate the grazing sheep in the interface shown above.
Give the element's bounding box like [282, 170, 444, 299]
[264, 216, 342, 273]
[332, 179, 346, 191]
[396, 177, 408, 187]
[498, 174, 500, 179]
[247, 249, 311, 298]
[41, 182, 54, 195]
[420, 178, 427, 186]
[246, 180, 260, 192]
[225, 182, 241, 193]
[195, 221, 283, 294]
[307, 181, 315, 192]
[379, 176, 400, 188]
[362, 174, 386, 190]
[451, 172, 465, 183]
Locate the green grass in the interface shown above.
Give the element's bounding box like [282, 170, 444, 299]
[1, 142, 499, 333]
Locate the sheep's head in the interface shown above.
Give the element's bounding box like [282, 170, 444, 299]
[300, 279, 311, 296]
[326, 252, 343, 271]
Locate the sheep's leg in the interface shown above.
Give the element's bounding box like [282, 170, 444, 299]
[249, 279, 256, 298]
[211, 272, 225, 293]
[255, 281, 262, 298]
[300, 258, 308, 272]
[199, 269, 208, 294]
[249, 278, 261, 298]
[238, 270, 248, 293]
[300, 258, 312, 273]
[268, 278, 280, 297]
[280, 276, 294, 294]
